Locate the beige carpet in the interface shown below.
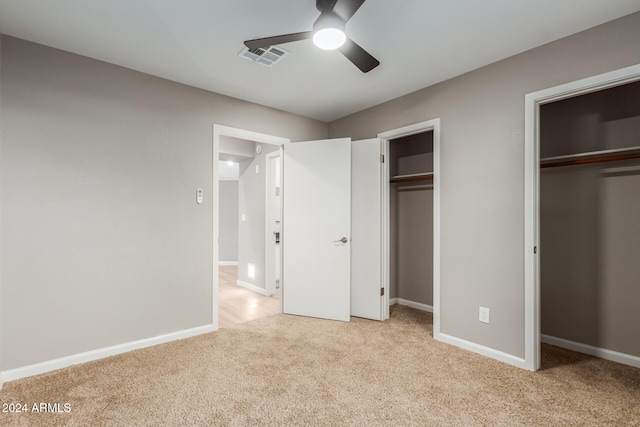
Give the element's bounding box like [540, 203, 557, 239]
[1, 306, 639, 426]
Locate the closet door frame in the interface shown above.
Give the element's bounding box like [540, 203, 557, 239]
[524, 63, 640, 371]
[378, 119, 441, 331]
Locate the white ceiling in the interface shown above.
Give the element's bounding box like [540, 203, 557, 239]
[1, 0, 639, 122]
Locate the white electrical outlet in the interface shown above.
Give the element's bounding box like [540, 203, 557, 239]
[479, 306, 490, 324]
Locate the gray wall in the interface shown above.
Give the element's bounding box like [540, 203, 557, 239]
[237, 143, 279, 289]
[0, 36, 326, 371]
[390, 131, 434, 177]
[394, 187, 433, 306]
[541, 163, 640, 357]
[218, 180, 239, 263]
[0, 35, 4, 378]
[540, 80, 640, 157]
[220, 136, 255, 161]
[540, 83, 640, 358]
[329, 12, 640, 359]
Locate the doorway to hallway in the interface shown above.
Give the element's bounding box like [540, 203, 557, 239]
[213, 125, 289, 330]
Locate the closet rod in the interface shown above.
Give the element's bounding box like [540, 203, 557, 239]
[390, 175, 434, 183]
[398, 184, 433, 191]
[540, 152, 640, 169]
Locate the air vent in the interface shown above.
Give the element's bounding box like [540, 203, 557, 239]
[239, 45, 289, 67]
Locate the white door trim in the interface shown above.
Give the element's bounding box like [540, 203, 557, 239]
[524, 63, 640, 371]
[212, 125, 289, 329]
[265, 150, 281, 297]
[377, 119, 441, 329]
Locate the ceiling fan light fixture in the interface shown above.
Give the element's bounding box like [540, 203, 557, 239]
[243, 0, 380, 72]
[313, 28, 346, 50]
[312, 11, 346, 50]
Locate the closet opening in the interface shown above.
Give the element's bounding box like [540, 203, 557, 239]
[387, 130, 435, 317]
[538, 79, 640, 368]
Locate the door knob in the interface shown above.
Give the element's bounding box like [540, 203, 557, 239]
[334, 237, 349, 244]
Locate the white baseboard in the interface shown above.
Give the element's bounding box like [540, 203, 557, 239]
[435, 332, 529, 370]
[218, 261, 238, 266]
[1, 324, 215, 383]
[391, 298, 527, 369]
[391, 298, 433, 313]
[542, 334, 640, 369]
[236, 279, 268, 296]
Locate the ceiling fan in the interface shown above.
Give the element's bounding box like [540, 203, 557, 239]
[243, 0, 380, 73]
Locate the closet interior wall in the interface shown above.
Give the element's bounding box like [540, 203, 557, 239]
[540, 80, 640, 359]
[389, 131, 434, 307]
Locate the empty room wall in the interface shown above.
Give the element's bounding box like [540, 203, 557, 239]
[218, 179, 239, 263]
[218, 136, 252, 265]
[329, 12, 640, 360]
[0, 36, 326, 372]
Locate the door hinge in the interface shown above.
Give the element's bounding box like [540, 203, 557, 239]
[380, 287, 385, 296]
[534, 246, 537, 254]
[380, 154, 385, 163]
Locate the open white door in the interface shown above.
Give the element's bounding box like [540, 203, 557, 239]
[282, 138, 351, 321]
[351, 138, 383, 320]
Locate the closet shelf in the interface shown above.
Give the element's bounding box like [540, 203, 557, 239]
[390, 172, 434, 183]
[540, 146, 640, 169]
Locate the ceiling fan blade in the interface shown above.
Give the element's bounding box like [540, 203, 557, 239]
[332, 0, 366, 22]
[244, 31, 313, 50]
[338, 37, 379, 73]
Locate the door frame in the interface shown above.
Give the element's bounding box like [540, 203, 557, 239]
[523, 64, 640, 371]
[212, 125, 289, 330]
[377, 119, 441, 330]
[264, 150, 282, 297]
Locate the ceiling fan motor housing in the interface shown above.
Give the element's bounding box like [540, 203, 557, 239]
[316, 0, 339, 13]
[313, 11, 346, 34]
